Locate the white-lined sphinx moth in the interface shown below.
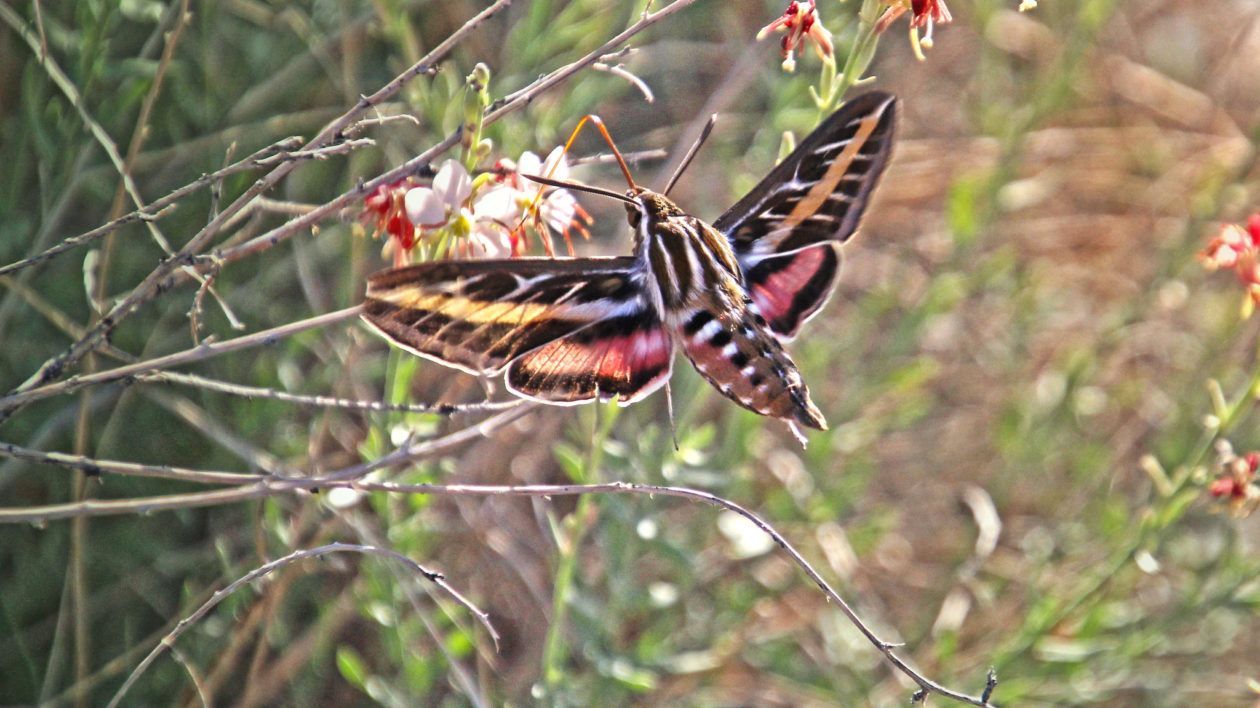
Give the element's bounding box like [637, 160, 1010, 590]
[363, 91, 897, 433]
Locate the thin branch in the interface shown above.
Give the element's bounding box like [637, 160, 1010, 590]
[199, 0, 706, 270]
[567, 147, 667, 167]
[0, 403, 538, 524]
[0, 0, 710, 421]
[0, 137, 305, 278]
[134, 371, 524, 415]
[251, 138, 376, 165]
[482, 0, 701, 124]
[336, 480, 998, 707]
[105, 543, 496, 708]
[4, 467, 995, 707]
[1, 0, 710, 428]
[592, 62, 655, 103]
[347, 113, 422, 134]
[0, 440, 268, 485]
[0, 0, 515, 408]
[0, 307, 363, 415]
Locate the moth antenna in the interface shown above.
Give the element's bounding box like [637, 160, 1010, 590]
[568, 115, 636, 190]
[520, 173, 638, 205]
[515, 114, 637, 254]
[663, 113, 717, 197]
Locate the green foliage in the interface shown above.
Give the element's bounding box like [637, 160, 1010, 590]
[4, 0, 1260, 706]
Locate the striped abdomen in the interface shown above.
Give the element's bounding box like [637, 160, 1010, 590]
[631, 190, 827, 430]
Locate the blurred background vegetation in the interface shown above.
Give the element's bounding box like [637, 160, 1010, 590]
[2, 0, 1260, 705]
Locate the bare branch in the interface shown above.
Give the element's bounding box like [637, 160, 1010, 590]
[134, 371, 524, 415]
[0, 0, 515, 408]
[198, 0, 707, 272]
[0, 136, 304, 278]
[0, 307, 363, 415]
[592, 62, 655, 103]
[0, 403, 538, 524]
[0, 0, 710, 428]
[6, 468, 995, 707]
[251, 138, 376, 166]
[0, 440, 268, 485]
[347, 113, 423, 135]
[105, 543, 495, 708]
[567, 148, 667, 167]
[341, 480, 998, 707]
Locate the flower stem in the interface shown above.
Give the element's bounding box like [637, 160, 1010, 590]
[816, 0, 882, 117]
[539, 403, 620, 699]
[993, 346, 1260, 673]
[460, 63, 491, 169]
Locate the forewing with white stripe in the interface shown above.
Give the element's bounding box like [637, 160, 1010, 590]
[713, 92, 897, 338]
[363, 257, 647, 375]
[714, 91, 896, 258]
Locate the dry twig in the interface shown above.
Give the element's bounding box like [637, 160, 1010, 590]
[104, 543, 495, 708]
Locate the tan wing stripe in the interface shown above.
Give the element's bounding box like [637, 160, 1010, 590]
[780, 107, 882, 231]
[371, 289, 553, 326]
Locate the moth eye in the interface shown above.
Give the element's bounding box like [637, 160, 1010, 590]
[625, 203, 642, 228]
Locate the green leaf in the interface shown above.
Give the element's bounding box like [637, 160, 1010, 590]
[336, 646, 370, 690]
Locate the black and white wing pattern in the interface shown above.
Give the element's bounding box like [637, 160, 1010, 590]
[714, 92, 897, 338]
[362, 258, 674, 404]
[361, 92, 898, 432]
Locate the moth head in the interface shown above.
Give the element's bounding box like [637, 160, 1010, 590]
[624, 187, 685, 230]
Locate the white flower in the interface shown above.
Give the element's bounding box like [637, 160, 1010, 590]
[472, 183, 521, 224]
[539, 188, 579, 237]
[462, 185, 516, 257]
[385, 149, 588, 260]
[404, 159, 472, 227]
[512, 147, 586, 248]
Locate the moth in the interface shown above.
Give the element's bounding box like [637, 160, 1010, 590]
[363, 91, 897, 436]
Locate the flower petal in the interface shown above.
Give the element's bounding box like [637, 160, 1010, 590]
[433, 159, 472, 206]
[541, 146, 570, 181]
[405, 187, 447, 226]
[473, 185, 521, 223]
[468, 222, 513, 258]
[517, 151, 542, 178]
[541, 189, 578, 234]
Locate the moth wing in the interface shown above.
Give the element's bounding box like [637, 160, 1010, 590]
[714, 91, 897, 337]
[506, 309, 675, 405]
[362, 257, 647, 375]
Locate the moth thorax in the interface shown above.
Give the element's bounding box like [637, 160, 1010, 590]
[624, 188, 685, 229]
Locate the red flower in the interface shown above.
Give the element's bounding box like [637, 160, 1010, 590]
[757, 1, 834, 72]
[875, 0, 953, 60]
[359, 152, 595, 264]
[1207, 444, 1260, 516]
[1199, 213, 1260, 316]
[910, 0, 953, 29]
[485, 148, 592, 256]
[361, 178, 419, 262]
[1209, 476, 1242, 499]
